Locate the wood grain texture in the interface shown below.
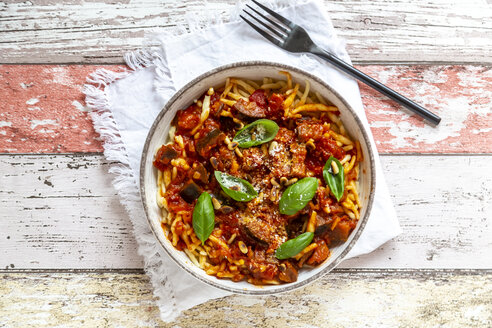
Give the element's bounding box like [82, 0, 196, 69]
[1, 0, 491, 64]
[358, 65, 492, 153]
[1, 154, 490, 270]
[0, 65, 121, 153]
[1, 64, 490, 154]
[0, 270, 490, 327]
[0, 155, 141, 269]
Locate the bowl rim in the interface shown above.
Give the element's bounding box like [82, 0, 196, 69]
[140, 60, 376, 295]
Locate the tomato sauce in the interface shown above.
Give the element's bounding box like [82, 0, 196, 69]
[153, 86, 359, 285]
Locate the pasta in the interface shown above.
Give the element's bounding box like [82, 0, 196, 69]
[153, 71, 362, 285]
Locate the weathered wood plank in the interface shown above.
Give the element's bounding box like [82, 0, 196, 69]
[0, 65, 120, 153]
[1, 65, 490, 154]
[1, 0, 491, 64]
[0, 271, 490, 327]
[0, 155, 142, 269]
[0, 154, 490, 269]
[358, 65, 492, 153]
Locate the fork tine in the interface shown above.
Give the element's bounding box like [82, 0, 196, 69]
[243, 10, 285, 39]
[245, 4, 289, 34]
[240, 15, 283, 47]
[251, 0, 295, 29]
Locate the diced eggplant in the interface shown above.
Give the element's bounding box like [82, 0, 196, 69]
[153, 144, 179, 170]
[195, 129, 225, 158]
[286, 216, 306, 239]
[233, 99, 266, 118]
[179, 180, 202, 203]
[278, 261, 298, 283]
[314, 214, 336, 236]
[191, 162, 209, 184]
[239, 216, 270, 248]
[329, 219, 354, 242]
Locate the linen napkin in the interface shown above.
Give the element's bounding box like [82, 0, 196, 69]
[84, 0, 401, 322]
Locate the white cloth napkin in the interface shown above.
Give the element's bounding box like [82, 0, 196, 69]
[84, 0, 401, 322]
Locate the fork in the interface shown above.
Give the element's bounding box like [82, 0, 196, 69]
[241, 0, 441, 125]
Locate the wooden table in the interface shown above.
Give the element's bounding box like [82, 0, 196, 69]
[1, 1, 491, 326]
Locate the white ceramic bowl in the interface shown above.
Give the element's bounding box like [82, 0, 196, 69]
[140, 61, 375, 295]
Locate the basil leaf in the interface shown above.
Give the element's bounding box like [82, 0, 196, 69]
[214, 171, 258, 202]
[192, 192, 215, 244]
[323, 156, 345, 201]
[275, 232, 314, 260]
[279, 177, 318, 215]
[233, 119, 279, 148]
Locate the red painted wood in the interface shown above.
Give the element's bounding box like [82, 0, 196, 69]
[1, 65, 490, 154]
[358, 65, 492, 153]
[0, 65, 123, 153]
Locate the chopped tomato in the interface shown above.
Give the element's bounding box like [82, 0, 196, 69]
[307, 241, 330, 265]
[249, 89, 267, 108]
[177, 105, 200, 133]
[316, 136, 346, 161]
[305, 156, 324, 178]
[297, 121, 324, 142]
[165, 184, 193, 213]
[265, 93, 284, 119]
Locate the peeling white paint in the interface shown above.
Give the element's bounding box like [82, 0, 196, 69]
[30, 119, 58, 129]
[72, 100, 89, 112]
[457, 66, 492, 88]
[227, 297, 266, 307]
[0, 130, 7, 135]
[38, 128, 55, 133]
[28, 106, 41, 111]
[0, 121, 12, 128]
[472, 127, 492, 134]
[464, 305, 487, 324]
[422, 67, 449, 83]
[1, 0, 491, 64]
[1, 155, 490, 269]
[49, 67, 73, 86]
[375, 66, 397, 84]
[26, 98, 39, 105]
[370, 96, 471, 147]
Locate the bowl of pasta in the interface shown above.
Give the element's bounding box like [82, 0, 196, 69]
[140, 61, 375, 294]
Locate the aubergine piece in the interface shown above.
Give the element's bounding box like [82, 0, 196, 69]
[153, 144, 179, 171]
[328, 218, 355, 242]
[239, 215, 270, 248]
[314, 214, 332, 236]
[179, 180, 202, 203]
[233, 99, 266, 118]
[286, 216, 307, 239]
[191, 162, 209, 184]
[278, 261, 298, 283]
[195, 129, 226, 158]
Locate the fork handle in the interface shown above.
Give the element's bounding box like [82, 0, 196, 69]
[311, 47, 441, 125]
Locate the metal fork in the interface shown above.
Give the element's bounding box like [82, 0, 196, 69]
[241, 0, 441, 125]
